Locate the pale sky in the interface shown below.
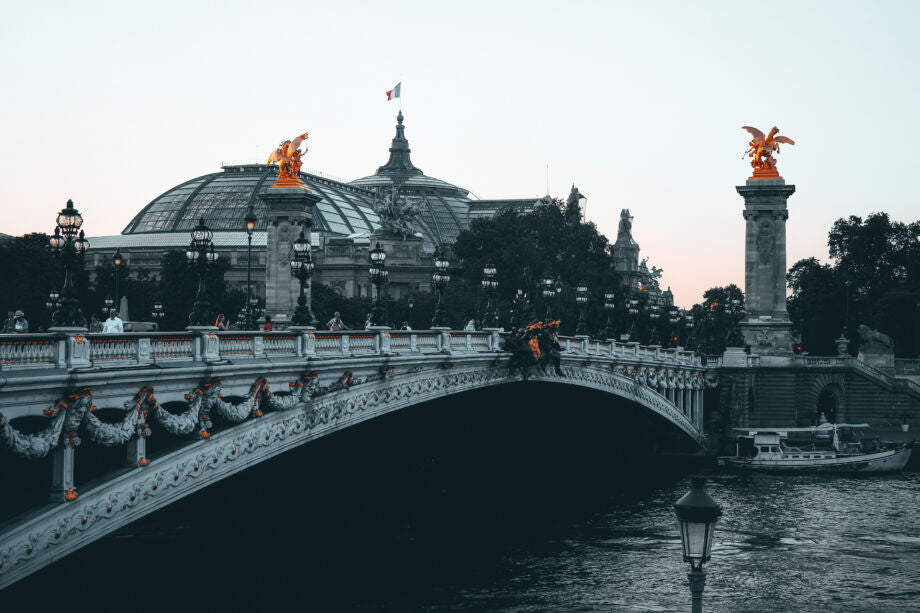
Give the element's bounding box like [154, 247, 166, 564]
[1, 1, 917, 307]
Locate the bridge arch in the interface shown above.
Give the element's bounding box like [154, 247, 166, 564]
[0, 329, 712, 590]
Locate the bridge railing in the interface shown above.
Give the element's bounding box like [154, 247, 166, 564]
[0, 328, 515, 372]
[554, 336, 704, 366]
[0, 330, 707, 373]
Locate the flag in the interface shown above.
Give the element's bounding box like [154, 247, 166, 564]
[386, 82, 401, 101]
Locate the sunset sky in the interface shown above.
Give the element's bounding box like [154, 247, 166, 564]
[1, 1, 917, 306]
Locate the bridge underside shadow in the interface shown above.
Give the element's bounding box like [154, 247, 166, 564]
[2, 382, 700, 608]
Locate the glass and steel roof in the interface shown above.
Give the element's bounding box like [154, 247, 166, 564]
[123, 164, 385, 238]
[120, 112, 513, 249]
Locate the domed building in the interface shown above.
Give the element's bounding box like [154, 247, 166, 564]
[88, 112, 540, 303]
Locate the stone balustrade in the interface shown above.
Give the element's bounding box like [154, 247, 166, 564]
[0, 329, 711, 376]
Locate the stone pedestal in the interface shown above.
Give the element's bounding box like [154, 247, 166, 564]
[722, 346, 748, 367]
[736, 178, 796, 355]
[259, 186, 322, 325]
[835, 333, 850, 357]
[48, 326, 90, 369]
[186, 325, 220, 361]
[858, 351, 895, 373]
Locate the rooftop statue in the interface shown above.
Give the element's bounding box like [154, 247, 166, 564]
[742, 126, 795, 179]
[566, 185, 586, 211]
[617, 209, 634, 240]
[267, 132, 309, 188]
[372, 188, 421, 239]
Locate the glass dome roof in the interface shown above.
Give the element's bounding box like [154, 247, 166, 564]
[122, 112, 476, 247]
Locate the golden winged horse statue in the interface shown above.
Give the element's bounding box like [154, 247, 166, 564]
[267, 132, 309, 188]
[742, 126, 795, 179]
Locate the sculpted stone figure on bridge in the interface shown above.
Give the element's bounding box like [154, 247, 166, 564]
[857, 324, 896, 371]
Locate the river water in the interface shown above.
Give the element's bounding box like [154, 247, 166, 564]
[4, 386, 919, 611]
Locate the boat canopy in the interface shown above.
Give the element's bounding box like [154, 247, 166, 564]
[733, 423, 870, 437]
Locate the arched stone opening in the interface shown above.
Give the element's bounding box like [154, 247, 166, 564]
[816, 386, 842, 424]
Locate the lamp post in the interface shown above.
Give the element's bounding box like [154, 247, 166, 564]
[575, 280, 589, 336]
[431, 246, 450, 328]
[45, 290, 61, 313]
[648, 302, 661, 346]
[668, 307, 680, 348]
[368, 242, 388, 326]
[48, 199, 90, 328]
[681, 309, 696, 351]
[112, 248, 123, 315]
[603, 289, 616, 339]
[482, 262, 498, 328]
[186, 217, 217, 327]
[244, 204, 257, 329]
[407, 297, 415, 329]
[625, 294, 639, 341]
[674, 477, 722, 613]
[541, 272, 556, 321]
[289, 228, 318, 326]
[151, 300, 165, 327]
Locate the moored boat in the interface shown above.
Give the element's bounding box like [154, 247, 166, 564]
[719, 423, 913, 473]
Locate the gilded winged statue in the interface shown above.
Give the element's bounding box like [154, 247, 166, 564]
[267, 132, 309, 187]
[742, 126, 794, 172]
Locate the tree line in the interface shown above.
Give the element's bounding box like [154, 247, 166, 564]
[2, 207, 916, 357]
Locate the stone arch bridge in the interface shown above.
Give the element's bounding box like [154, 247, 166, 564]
[0, 327, 713, 589]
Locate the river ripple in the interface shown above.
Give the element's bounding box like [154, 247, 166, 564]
[430, 471, 920, 612]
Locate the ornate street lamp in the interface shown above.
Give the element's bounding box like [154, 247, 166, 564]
[45, 290, 61, 312]
[112, 248, 123, 311]
[481, 261, 498, 328]
[289, 228, 318, 326]
[248, 297, 263, 326]
[510, 286, 526, 329]
[244, 204, 257, 329]
[431, 246, 450, 328]
[603, 289, 616, 339]
[48, 199, 89, 328]
[540, 272, 556, 321]
[674, 477, 722, 613]
[575, 280, 590, 336]
[682, 309, 696, 350]
[186, 217, 217, 327]
[407, 297, 415, 329]
[649, 302, 661, 346]
[667, 307, 680, 348]
[368, 242, 388, 326]
[151, 300, 165, 326]
[626, 295, 640, 341]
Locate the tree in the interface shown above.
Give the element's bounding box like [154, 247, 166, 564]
[786, 258, 843, 356]
[0, 234, 60, 331]
[453, 204, 620, 335]
[789, 213, 920, 356]
[689, 284, 744, 355]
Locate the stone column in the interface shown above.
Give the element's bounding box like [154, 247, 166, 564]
[49, 446, 75, 502]
[736, 178, 796, 355]
[696, 389, 705, 429]
[258, 187, 322, 326]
